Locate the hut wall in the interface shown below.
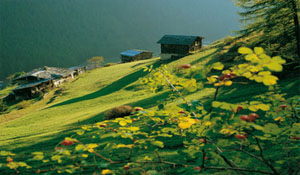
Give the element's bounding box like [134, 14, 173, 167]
[161, 44, 190, 55]
[189, 38, 203, 52]
[121, 55, 133, 63]
[133, 52, 153, 61]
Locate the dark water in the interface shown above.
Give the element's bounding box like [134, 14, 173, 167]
[0, 0, 240, 81]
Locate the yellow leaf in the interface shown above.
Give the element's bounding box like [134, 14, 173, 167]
[212, 101, 222, 108]
[257, 104, 270, 111]
[207, 75, 218, 83]
[243, 72, 252, 78]
[101, 169, 113, 174]
[253, 76, 263, 82]
[77, 130, 85, 136]
[265, 62, 283, 72]
[249, 105, 258, 112]
[224, 80, 232, 86]
[33, 155, 44, 160]
[178, 122, 193, 130]
[272, 56, 286, 64]
[178, 118, 196, 130]
[254, 47, 264, 55]
[128, 127, 140, 132]
[119, 120, 127, 126]
[258, 71, 271, 76]
[248, 65, 260, 72]
[64, 137, 77, 142]
[204, 121, 212, 127]
[42, 160, 49, 163]
[238, 47, 253, 54]
[212, 62, 224, 70]
[245, 54, 259, 62]
[144, 156, 152, 161]
[75, 144, 86, 151]
[86, 144, 98, 150]
[116, 144, 134, 149]
[214, 82, 224, 87]
[262, 75, 278, 86]
[260, 54, 272, 62]
[238, 64, 249, 69]
[274, 117, 284, 122]
[82, 154, 89, 158]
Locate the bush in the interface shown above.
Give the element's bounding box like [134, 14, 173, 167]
[104, 62, 117, 67]
[104, 105, 133, 120]
[0, 99, 8, 112]
[17, 100, 32, 109]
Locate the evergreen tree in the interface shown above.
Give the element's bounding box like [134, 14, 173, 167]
[234, 0, 300, 63]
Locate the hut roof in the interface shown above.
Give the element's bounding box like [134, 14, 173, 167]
[13, 79, 52, 91]
[15, 67, 75, 80]
[157, 35, 204, 45]
[120, 50, 143, 57]
[120, 49, 152, 57]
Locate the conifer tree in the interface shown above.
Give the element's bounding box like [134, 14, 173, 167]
[234, 0, 300, 63]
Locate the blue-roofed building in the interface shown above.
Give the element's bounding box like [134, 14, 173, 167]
[120, 49, 153, 62]
[157, 35, 204, 60]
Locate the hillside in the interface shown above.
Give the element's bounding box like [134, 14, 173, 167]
[0, 48, 220, 150]
[0, 45, 299, 174]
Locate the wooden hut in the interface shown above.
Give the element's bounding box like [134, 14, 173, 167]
[14, 66, 75, 87]
[157, 35, 204, 60]
[120, 49, 153, 63]
[12, 79, 54, 100]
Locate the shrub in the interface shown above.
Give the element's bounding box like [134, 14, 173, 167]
[0, 99, 8, 112]
[104, 105, 133, 120]
[104, 62, 117, 67]
[17, 100, 32, 109]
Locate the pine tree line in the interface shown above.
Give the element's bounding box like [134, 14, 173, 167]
[234, 0, 300, 63]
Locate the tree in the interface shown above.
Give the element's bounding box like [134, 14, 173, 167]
[234, 0, 300, 63]
[6, 71, 25, 85]
[87, 56, 104, 68]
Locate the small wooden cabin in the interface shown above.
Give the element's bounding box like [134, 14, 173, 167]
[157, 35, 204, 60]
[12, 67, 75, 99]
[14, 67, 75, 87]
[12, 79, 54, 100]
[120, 49, 153, 63]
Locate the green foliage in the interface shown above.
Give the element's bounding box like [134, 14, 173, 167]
[104, 105, 133, 120]
[104, 62, 117, 67]
[6, 71, 26, 84]
[17, 100, 32, 110]
[0, 99, 8, 113]
[234, 0, 300, 61]
[87, 56, 104, 68]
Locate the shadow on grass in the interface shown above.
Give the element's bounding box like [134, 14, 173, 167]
[73, 90, 174, 125]
[190, 47, 222, 65]
[47, 61, 166, 109]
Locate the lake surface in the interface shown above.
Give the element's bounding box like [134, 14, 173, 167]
[0, 0, 240, 80]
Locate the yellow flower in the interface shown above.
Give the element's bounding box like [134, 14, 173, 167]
[101, 169, 113, 174]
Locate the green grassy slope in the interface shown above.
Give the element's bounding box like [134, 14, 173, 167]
[0, 46, 299, 155]
[0, 48, 219, 150]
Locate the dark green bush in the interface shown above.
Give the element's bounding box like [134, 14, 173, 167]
[0, 99, 8, 112]
[104, 62, 117, 67]
[104, 105, 133, 120]
[17, 100, 32, 109]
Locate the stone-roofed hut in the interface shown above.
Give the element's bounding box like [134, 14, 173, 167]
[14, 66, 75, 87]
[12, 67, 75, 99]
[157, 35, 204, 60]
[120, 49, 153, 63]
[12, 79, 54, 99]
